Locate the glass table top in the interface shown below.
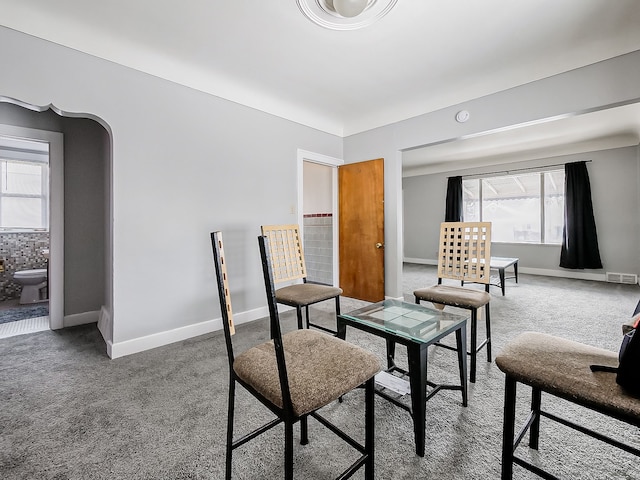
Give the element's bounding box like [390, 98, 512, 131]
[340, 299, 468, 343]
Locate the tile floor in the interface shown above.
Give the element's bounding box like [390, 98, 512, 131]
[0, 299, 49, 339]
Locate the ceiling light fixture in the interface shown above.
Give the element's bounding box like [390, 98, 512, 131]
[329, 0, 369, 18]
[297, 0, 398, 30]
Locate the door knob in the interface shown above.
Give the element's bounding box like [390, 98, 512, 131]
[375, 242, 384, 249]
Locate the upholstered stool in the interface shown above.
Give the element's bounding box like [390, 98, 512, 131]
[496, 332, 640, 479]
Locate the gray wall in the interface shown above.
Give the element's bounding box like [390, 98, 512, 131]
[3, 24, 639, 355]
[0, 26, 342, 354]
[344, 50, 640, 296]
[403, 146, 640, 277]
[0, 103, 108, 315]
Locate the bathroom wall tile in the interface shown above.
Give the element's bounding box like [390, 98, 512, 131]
[0, 232, 49, 302]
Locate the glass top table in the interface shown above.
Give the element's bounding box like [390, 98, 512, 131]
[338, 299, 469, 457]
[340, 298, 467, 343]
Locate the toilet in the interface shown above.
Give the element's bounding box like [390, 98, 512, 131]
[14, 269, 48, 304]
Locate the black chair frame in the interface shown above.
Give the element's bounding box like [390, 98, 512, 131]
[416, 278, 491, 384]
[211, 232, 375, 480]
[261, 224, 341, 336]
[501, 375, 640, 479]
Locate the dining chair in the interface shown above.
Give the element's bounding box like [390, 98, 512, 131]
[413, 221, 492, 383]
[210, 231, 379, 479]
[260, 224, 342, 335]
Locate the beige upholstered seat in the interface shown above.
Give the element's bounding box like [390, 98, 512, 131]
[414, 221, 492, 383]
[210, 231, 379, 480]
[416, 284, 491, 310]
[261, 224, 342, 334]
[234, 328, 379, 417]
[496, 332, 640, 479]
[497, 332, 640, 418]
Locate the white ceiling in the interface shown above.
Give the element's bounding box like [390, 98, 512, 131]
[403, 102, 640, 176]
[2, 0, 640, 167]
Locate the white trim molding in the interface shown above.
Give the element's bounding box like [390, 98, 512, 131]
[107, 305, 276, 359]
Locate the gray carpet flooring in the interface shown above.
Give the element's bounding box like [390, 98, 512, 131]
[1, 265, 639, 479]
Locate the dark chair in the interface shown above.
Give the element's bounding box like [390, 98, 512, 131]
[261, 224, 342, 335]
[497, 332, 640, 479]
[413, 221, 492, 383]
[210, 231, 380, 479]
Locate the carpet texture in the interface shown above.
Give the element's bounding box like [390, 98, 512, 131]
[1, 265, 639, 479]
[0, 304, 49, 325]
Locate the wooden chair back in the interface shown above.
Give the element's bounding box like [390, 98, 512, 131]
[211, 232, 236, 368]
[260, 224, 307, 284]
[437, 222, 492, 285]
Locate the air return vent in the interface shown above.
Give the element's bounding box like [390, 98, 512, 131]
[606, 272, 638, 284]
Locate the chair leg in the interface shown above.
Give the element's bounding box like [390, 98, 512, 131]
[485, 303, 492, 361]
[225, 379, 236, 480]
[300, 415, 309, 445]
[285, 421, 294, 480]
[501, 375, 517, 480]
[470, 309, 478, 383]
[365, 376, 375, 480]
[334, 296, 341, 334]
[529, 387, 542, 450]
[295, 307, 304, 330]
[304, 305, 310, 329]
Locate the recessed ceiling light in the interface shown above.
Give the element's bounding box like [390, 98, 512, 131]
[297, 0, 398, 30]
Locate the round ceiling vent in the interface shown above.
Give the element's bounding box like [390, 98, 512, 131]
[296, 0, 398, 30]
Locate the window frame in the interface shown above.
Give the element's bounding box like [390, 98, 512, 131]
[462, 168, 564, 245]
[0, 157, 50, 232]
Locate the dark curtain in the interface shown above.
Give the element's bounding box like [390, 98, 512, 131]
[560, 161, 603, 269]
[444, 176, 463, 222]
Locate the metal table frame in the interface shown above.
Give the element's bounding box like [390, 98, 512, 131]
[337, 303, 467, 457]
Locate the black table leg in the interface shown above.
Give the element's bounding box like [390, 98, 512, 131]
[407, 343, 428, 457]
[499, 267, 506, 296]
[386, 339, 397, 370]
[456, 325, 468, 407]
[514, 261, 519, 283]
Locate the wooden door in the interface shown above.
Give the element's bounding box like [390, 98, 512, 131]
[339, 158, 385, 302]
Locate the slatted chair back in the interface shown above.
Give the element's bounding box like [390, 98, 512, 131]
[261, 224, 307, 284]
[438, 222, 492, 285]
[210, 232, 236, 367]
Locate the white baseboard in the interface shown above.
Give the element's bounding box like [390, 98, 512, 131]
[97, 305, 112, 345]
[519, 266, 606, 282]
[403, 258, 607, 282]
[64, 310, 99, 328]
[107, 305, 272, 359]
[404, 257, 438, 266]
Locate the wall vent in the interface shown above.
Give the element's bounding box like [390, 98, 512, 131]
[606, 272, 638, 284]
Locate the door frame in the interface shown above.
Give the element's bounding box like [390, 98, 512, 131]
[0, 124, 64, 330]
[297, 149, 343, 286]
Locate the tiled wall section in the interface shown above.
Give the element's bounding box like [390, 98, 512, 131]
[303, 214, 333, 285]
[0, 232, 49, 301]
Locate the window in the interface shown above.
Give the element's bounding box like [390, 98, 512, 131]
[462, 169, 564, 244]
[0, 159, 49, 230]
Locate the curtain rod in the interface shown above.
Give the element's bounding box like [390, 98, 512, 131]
[459, 160, 591, 179]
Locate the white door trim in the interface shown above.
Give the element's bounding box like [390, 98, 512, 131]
[297, 149, 343, 286]
[0, 124, 64, 330]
